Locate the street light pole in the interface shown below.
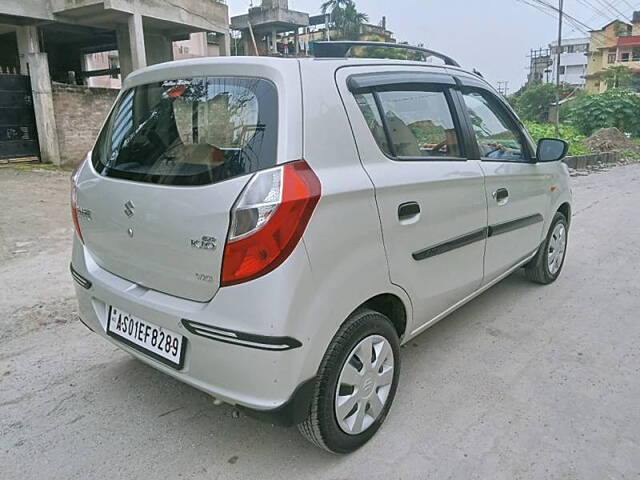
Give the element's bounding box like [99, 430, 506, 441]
[555, 0, 564, 135]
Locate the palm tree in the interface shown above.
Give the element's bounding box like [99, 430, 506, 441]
[340, 1, 368, 40]
[320, 0, 348, 15]
[320, 0, 368, 40]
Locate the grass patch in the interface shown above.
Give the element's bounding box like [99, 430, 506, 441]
[4, 162, 72, 172]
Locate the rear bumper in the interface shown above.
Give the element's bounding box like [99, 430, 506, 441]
[71, 239, 318, 421]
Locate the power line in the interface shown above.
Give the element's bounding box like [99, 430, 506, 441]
[576, 0, 612, 22]
[521, 0, 610, 38]
[591, 0, 631, 20]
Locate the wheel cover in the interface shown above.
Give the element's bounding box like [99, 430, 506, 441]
[334, 334, 394, 435]
[547, 223, 567, 275]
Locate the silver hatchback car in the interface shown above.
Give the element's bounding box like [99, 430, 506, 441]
[71, 42, 572, 453]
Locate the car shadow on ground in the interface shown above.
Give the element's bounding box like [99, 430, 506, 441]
[95, 269, 543, 464]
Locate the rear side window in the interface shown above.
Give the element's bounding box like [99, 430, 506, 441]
[354, 93, 391, 156]
[354, 88, 462, 159]
[92, 77, 277, 186]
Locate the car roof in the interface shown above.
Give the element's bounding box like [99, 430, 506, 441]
[124, 56, 489, 90]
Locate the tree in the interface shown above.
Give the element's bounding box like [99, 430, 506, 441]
[320, 0, 368, 40]
[340, 1, 368, 40]
[511, 82, 557, 122]
[510, 82, 575, 123]
[601, 65, 633, 89]
[320, 0, 348, 15]
[566, 88, 640, 136]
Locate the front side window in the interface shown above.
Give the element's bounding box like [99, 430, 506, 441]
[355, 88, 462, 159]
[92, 77, 277, 186]
[462, 91, 527, 162]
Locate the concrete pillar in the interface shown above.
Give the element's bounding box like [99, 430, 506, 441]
[243, 33, 253, 56]
[271, 30, 278, 53]
[128, 13, 147, 70]
[116, 27, 134, 80]
[218, 32, 231, 56]
[16, 25, 39, 75]
[294, 30, 300, 55]
[27, 53, 60, 165]
[145, 34, 173, 66]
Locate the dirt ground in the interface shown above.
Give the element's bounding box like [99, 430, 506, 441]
[1, 164, 639, 479]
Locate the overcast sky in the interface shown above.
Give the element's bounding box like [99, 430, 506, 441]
[226, 0, 640, 92]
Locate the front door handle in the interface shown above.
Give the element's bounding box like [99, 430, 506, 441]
[398, 201, 421, 224]
[492, 188, 509, 205]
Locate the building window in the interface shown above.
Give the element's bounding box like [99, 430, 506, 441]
[559, 66, 566, 75]
[608, 53, 616, 64]
[621, 52, 630, 62]
[633, 47, 640, 61]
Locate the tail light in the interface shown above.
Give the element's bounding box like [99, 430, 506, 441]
[70, 154, 87, 243]
[221, 159, 321, 286]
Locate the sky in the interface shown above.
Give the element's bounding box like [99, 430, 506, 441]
[226, 0, 640, 92]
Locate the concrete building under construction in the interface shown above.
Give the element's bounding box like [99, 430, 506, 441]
[0, 0, 230, 165]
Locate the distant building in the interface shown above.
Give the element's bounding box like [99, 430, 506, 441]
[585, 13, 640, 93]
[526, 48, 553, 86]
[279, 16, 395, 56]
[85, 33, 223, 89]
[230, 0, 310, 56]
[526, 37, 588, 90]
[549, 37, 589, 88]
[230, 0, 395, 57]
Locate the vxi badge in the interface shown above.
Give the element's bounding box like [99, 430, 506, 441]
[191, 235, 217, 250]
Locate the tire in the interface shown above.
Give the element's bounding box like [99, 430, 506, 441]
[297, 309, 401, 454]
[525, 211, 569, 284]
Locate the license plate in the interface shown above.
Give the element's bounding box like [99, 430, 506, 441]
[107, 306, 186, 369]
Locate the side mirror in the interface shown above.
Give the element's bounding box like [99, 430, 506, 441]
[536, 138, 568, 162]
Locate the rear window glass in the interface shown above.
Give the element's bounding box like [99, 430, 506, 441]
[92, 77, 278, 186]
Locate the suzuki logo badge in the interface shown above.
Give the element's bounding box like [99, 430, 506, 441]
[124, 200, 135, 218]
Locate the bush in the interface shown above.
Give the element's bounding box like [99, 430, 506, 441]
[524, 121, 589, 156]
[565, 88, 640, 136]
[511, 83, 557, 123]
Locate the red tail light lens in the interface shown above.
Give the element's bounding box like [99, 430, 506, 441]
[70, 155, 86, 243]
[221, 159, 321, 286]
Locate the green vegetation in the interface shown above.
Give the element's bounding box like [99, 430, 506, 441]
[7, 162, 62, 171]
[321, 0, 368, 40]
[601, 65, 633, 89]
[509, 82, 576, 123]
[510, 83, 558, 123]
[524, 121, 589, 156]
[564, 88, 640, 136]
[352, 43, 424, 61]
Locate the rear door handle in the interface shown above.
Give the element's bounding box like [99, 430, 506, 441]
[398, 201, 421, 224]
[492, 188, 509, 205]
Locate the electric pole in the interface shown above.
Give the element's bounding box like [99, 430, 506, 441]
[555, 0, 564, 135]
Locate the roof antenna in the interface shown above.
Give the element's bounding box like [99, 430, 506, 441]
[473, 68, 484, 78]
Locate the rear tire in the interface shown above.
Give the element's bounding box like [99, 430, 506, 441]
[525, 212, 568, 284]
[297, 309, 400, 454]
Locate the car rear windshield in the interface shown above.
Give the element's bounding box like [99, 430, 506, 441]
[92, 77, 278, 186]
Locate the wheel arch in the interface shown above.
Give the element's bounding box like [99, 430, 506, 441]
[557, 202, 572, 226]
[350, 293, 409, 341]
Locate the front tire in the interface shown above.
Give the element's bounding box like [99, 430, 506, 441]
[298, 309, 401, 454]
[525, 211, 568, 284]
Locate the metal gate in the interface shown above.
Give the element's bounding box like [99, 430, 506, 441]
[0, 74, 38, 160]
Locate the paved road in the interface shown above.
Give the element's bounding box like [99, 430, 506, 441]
[1, 164, 639, 480]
